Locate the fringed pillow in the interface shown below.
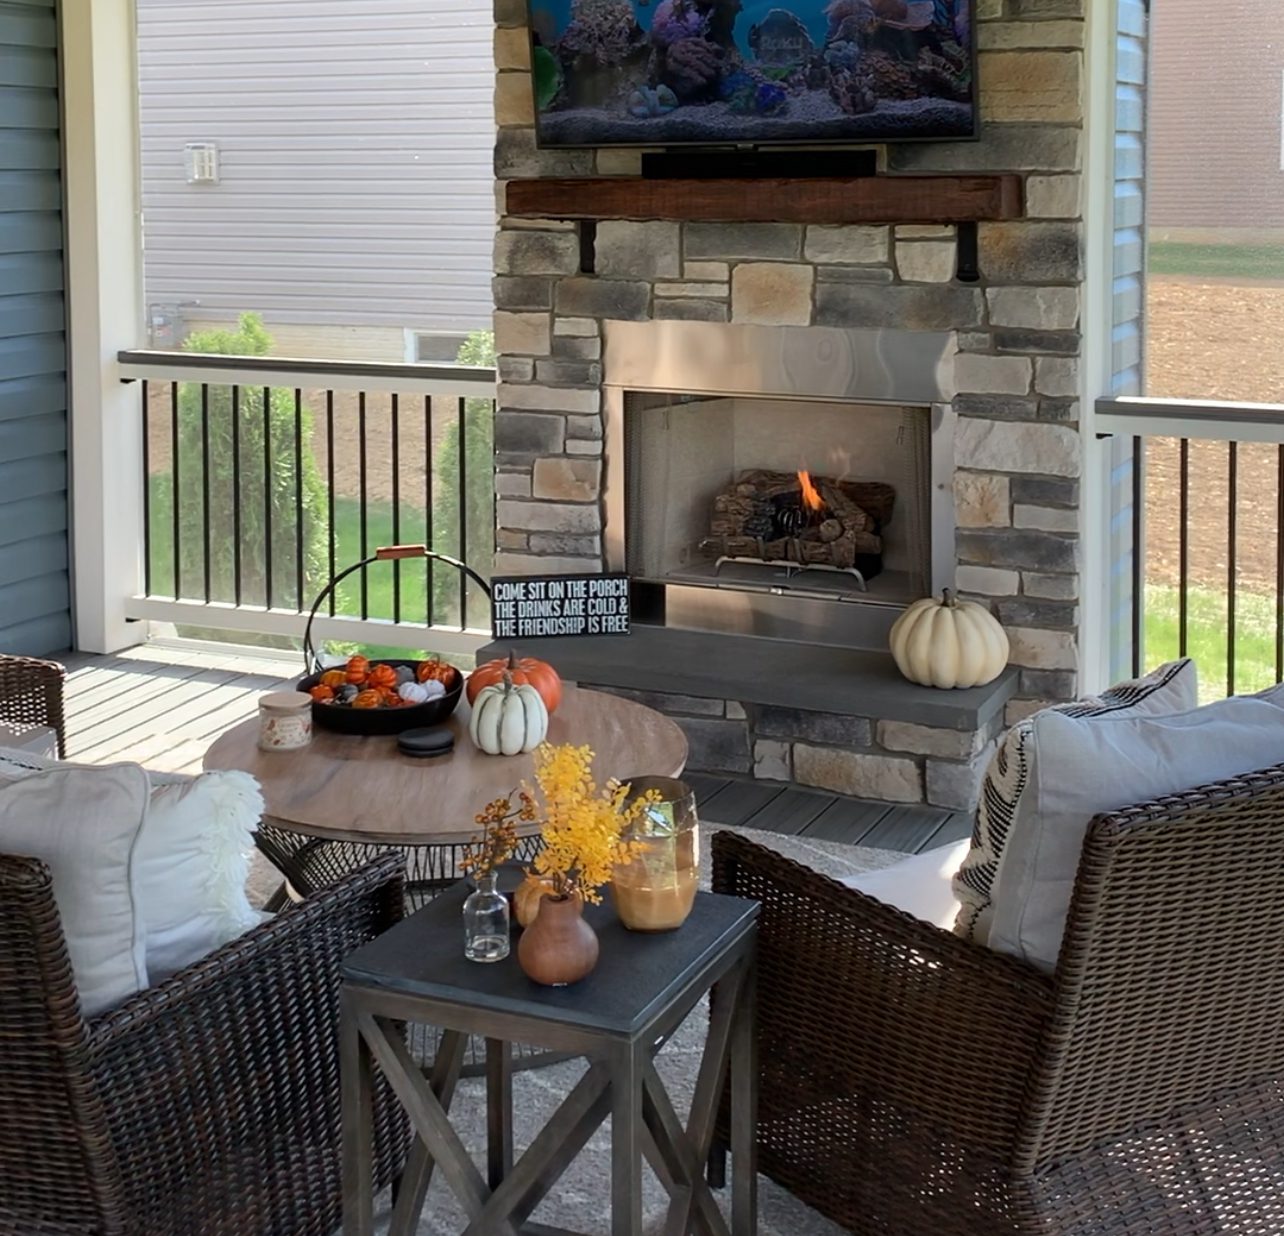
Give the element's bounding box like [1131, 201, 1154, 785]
[141, 770, 267, 981]
[952, 658, 1197, 944]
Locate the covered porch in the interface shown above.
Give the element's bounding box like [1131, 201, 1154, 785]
[5, 0, 1284, 1234]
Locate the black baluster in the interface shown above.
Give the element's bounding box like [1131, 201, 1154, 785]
[142, 380, 151, 596]
[294, 389, 304, 612]
[263, 387, 273, 610]
[1178, 438, 1189, 657]
[171, 381, 181, 600]
[392, 393, 401, 624]
[232, 385, 242, 606]
[1228, 441, 1238, 697]
[201, 383, 211, 603]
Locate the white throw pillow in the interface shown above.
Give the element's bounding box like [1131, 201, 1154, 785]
[0, 760, 151, 1017]
[141, 770, 266, 982]
[953, 658, 1198, 944]
[843, 838, 970, 931]
[987, 687, 1284, 973]
[0, 748, 267, 987]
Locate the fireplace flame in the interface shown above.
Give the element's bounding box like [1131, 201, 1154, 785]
[797, 470, 825, 515]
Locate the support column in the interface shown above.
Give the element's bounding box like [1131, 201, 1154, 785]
[61, 0, 146, 653]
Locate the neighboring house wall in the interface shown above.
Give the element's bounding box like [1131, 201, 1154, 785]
[1148, 0, 1284, 232]
[0, 0, 71, 655]
[136, 0, 495, 357]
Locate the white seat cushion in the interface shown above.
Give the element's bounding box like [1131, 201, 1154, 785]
[988, 687, 1284, 973]
[842, 839, 971, 931]
[0, 759, 151, 1017]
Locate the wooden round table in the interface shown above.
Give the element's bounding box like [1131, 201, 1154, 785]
[206, 682, 689, 899]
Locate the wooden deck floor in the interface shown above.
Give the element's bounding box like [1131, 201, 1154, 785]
[57, 644, 967, 855]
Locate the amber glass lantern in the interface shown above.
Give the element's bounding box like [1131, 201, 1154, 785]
[611, 776, 699, 932]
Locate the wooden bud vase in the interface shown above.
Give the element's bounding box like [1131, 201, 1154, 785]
[517, 894, 599, 987]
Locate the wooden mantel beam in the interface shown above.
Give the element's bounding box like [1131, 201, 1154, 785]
[504, 174, 1024, 225]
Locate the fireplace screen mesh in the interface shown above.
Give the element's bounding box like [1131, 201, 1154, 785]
[623, 392, 932, 604]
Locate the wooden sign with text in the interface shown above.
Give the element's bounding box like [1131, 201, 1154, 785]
[490, 573, 630, 640]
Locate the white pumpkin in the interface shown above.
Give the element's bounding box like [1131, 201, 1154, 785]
[888, 588, 1009, 690]
[469, 673, 549, 756]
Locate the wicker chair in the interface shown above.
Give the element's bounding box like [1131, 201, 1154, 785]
[0, 852, 409, 1236]
[712, 765, 1284, 1236]
[0, 653, 67, 757]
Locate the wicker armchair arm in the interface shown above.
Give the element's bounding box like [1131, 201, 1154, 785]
[85, 855, 405, 1223]
[712, 831, 1054, 1155]
[0, 654, 67, 758]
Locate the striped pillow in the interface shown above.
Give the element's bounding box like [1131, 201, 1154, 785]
[952, 658, 1197, 944]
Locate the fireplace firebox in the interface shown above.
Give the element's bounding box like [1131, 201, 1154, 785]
[603, 321, 957, 651]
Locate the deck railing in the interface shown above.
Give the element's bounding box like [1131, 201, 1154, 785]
[118, 350, 496, 659]
[1097, 396, 1284, 698]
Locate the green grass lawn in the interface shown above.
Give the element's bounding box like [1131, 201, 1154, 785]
[1143, 583, 1281, 701]
[1149, 242, 1284, 282]
[146, 487, 490, 663]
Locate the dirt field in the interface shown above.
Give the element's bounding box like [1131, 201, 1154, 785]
[1142, 278, 1284, 595]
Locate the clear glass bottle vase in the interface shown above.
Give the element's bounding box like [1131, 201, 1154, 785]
[463, 870, 510, 963]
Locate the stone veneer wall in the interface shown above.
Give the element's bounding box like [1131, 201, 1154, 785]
[576, 684, 1007, 809]
[492, 0, 1087, 729]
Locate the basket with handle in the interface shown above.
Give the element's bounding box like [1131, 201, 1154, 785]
[298, 544, 493, 735]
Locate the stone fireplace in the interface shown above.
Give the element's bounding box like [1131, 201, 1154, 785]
[487, 2, 1086, 807]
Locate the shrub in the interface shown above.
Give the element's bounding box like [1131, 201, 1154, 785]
[430, 329, 496, 626]
[160, 313, 326, 608]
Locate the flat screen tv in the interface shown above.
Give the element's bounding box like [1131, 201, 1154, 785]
[529, 0, 976, 148]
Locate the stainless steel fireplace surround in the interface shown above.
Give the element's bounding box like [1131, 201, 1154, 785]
[602, 321, 958, 650]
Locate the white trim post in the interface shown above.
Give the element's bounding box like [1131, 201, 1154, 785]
[1079, 0, 1125, 693]
[62, 0, 146, 653]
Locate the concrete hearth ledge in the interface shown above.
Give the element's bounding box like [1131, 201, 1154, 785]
[477, 626, 1017, 732]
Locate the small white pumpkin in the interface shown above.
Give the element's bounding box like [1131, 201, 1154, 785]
[469, 672, 548, 756]
[888, 588, 1009, 690]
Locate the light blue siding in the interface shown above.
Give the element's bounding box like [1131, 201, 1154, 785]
[0, 0, 69, 654]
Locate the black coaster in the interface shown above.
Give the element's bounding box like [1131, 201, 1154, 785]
[397, 726, 455, 759]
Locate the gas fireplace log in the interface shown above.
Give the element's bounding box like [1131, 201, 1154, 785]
[705, 468, 892, 573]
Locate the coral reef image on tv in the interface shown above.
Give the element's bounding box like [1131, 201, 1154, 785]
[529, 0, 976, 147]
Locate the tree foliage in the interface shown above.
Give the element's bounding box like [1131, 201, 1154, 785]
[159, 313, 326, 608]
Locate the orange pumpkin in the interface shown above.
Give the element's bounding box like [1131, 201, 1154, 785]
[345, 655, 370, 685]
[320, 669, 346, 690]
[367, 663, 398, 690]
[417, 659, 456, 685]
[309, 684, 335, 703]
[352, 688, 382, 709]
[467, 652, 562, 714]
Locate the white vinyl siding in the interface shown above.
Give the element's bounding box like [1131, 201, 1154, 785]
[136, 0, 495, 339]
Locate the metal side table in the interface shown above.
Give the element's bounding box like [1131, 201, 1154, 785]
[341, 883, 759, 1236]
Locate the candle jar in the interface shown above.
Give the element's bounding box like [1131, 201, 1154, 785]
[611, 776, 699, 933]
[258, 691, 313, 751]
